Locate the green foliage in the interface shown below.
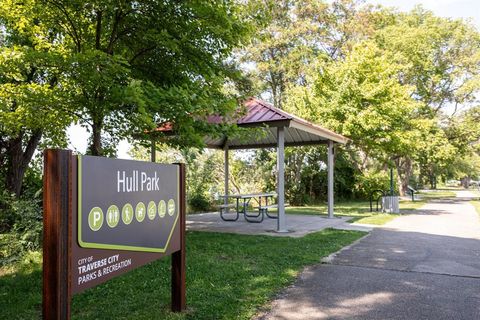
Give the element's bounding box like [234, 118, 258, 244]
[331, 150, 358, 200]
[187, 193, 212, 213]
[0, 0, 73, 195]
[279, 4, 480, 195]
[240, 0, 392, 108]
[0, 193, 13, 233]
[19, 166, 43, 199]
[0, 192, 42, 266]
[377, 7, 480, 115]
[183, 150, 223, 213]
[284, 147, 358, 204]
[25, 0, 252, 155]
[0, 0, 253, 199]
[445, 154, 480, 183]
[442, 106, 480, 184]
[306, 41, 419, 161]
[2, 0, 480, 213]
[349, 213, 400, 225]
[354, 169, 391, 199]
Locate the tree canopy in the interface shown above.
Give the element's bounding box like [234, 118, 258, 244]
[242, 1, 480, 198]
[1, 0, 479, 202]
[0, 0, 251, 195]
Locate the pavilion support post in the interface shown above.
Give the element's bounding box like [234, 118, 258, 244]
[224, 144, 229, 212]
[277, 127, 287, 232]
[327, 140, 334, 218]
[150, 139, 156, 162]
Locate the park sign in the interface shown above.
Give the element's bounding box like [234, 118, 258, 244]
[43, 150, 186, 320]
[77, 155, 179, 253]
[74, 155, 181, 291]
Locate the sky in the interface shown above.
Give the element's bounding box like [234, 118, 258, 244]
[67, 0, 480, 158]
[67, 125, 131, 158]
[368, 0, 480, 29]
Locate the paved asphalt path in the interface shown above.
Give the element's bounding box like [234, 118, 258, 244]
[259, 191, 480, 320]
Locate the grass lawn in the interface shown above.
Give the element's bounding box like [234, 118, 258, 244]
[399, 200, 427, 210]
[470, 189, 480, 197]
[471, 200, 480, 218]
[398, 190, 455, 210]
[347, 214, 400, 225]
[283, 202, 400, 225]
[0, 229, 365, 320]
[415, 189, 457, 200]
[274, 189, 457, 226]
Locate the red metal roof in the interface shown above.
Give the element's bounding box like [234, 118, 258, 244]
[154, 122, 174, 132]
[204, 98, 291, 126]
[239, 98, 292, 124]
[154, 97, 348, 146]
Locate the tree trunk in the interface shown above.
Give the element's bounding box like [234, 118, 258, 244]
[90, 120, 103, 156]
[395, 157, 412, 196]
[396, 172, 405, 197]
[461, 177, 471, 189]
[293, 151, 304, 187]
[5, 130, 43, 196]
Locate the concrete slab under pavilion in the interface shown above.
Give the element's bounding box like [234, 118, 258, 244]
[187, 213, 372, 238]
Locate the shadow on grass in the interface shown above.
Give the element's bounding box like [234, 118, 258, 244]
[0, 229, 365, 320]
[0, 253, 43, 319]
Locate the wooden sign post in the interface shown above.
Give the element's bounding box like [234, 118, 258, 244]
[43, 149, 186, 319]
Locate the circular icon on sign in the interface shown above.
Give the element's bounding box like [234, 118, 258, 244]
[88, 207, 104, 231]
[168, 199, 175, 216]
[135, 202, 146, 222]
[158, 200, 166, 218]
[147, 201, 157, 220]
[122, 203, 134, 225]
[106, 205, 120, 228]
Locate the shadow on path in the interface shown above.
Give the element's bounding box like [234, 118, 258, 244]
[260, 197, 480, 320]
[260, 263, 480, 320]
[332, 230, 480, 277]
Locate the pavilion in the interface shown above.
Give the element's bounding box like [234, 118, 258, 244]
[153, 97, 348, 232]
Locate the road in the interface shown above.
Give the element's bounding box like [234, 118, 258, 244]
[259, 191, 480, 320]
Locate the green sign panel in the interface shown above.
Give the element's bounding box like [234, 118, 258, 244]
[78, 155, 180, 253]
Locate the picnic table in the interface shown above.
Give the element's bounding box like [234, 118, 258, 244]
[219, 192, 278, 223]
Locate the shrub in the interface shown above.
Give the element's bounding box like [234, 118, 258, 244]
[286, 183, 309, 206]
[188, 192, 212, 213]
[354, 169, 391, 199]
[0, 193, 16, 233]
[0, 192, 43, 266]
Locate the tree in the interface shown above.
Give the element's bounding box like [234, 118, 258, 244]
[414, 119, 457, 189]
[0, 0, 251, 196]
[283, 4, 480, 195]
[239, 0, 401, 201]
[240, 0, 396, 109]
[0, 0, 72, 196]
[240, 0, 328, 108]
[377, 7, 480, 117]
[287, 41, 421, 194]
[39, 0, 250, 156]
[443, 105, 480, 187]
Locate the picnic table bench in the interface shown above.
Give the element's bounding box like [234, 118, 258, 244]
[219, 192, 278, 223]
[257, 204, 279, 219]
